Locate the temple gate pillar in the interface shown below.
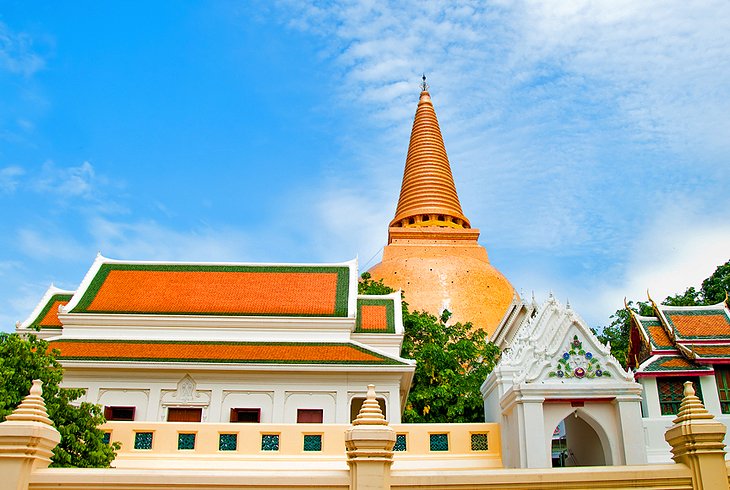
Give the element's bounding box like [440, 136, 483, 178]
[345, 384, 396, 490]
[0, 380, 61, 490]
[665, 381, 729, 490]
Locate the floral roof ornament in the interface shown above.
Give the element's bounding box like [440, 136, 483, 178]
[549, 335, 611, 379]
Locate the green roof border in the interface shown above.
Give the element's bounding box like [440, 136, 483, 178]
[70, 263, 350, 317]
[643, 356, 711, 373]
[50, 339, 405, 365]
[355, 298, 395, 334]
[29, 293, 73, 330]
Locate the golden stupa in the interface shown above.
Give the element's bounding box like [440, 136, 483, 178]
[368, 83, 516, 334]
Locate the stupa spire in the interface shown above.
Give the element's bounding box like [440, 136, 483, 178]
[390, 79, 470, 229]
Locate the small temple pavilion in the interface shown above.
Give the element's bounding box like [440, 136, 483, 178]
[627, 296, 730, 462]
[368, 80, 516, 334]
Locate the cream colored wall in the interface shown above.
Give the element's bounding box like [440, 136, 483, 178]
[101, 421, 501, 471]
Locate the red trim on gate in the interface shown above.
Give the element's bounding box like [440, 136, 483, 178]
[544, 398, 615, 404]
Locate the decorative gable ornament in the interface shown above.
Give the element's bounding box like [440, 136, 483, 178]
[495, 294, 632, 385]
[549, 335, 611, 379]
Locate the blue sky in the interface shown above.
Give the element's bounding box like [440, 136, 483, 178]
[1, 1, 729, 332]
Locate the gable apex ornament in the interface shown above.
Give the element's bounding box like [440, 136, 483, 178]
[549, 335, 611, 379]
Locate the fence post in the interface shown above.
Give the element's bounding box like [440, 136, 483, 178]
[345, 384, 396, 490]
[665, 381, 728, 490]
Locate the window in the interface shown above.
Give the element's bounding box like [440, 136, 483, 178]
[471, 433, 489, 451]
[178, 433, 196, 450]
[104, 406, 135, 421]
[167, 407, 202, 422]
[303, 434, 322, 451]
[297, 409, 323, 423]
[134, 432, 153, 450]
[658, 377, 703, 416]
[429, 433, 449, 451]
[230, 408, 261, 423]
[261, 434, 280, 451]
[394, 434, 407, 452]
[219, 434, 237, 451]
[715, 368, 730, 414]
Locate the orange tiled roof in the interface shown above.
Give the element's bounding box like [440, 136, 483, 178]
[641, 355, 711, 374]
[355, 298, 395, 333]
[647, 325, 673, 349]
[665, 311, 730, 338]
[358, 305, 388, 331]
[70, 264, 350, 317]
[691, 345, 730, 358]
[50, 340, 403, 365]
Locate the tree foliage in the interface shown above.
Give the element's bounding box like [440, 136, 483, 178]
[359, 273, 500, 422]
[597, 259, 730, 368]
[0, 332, 118, 467]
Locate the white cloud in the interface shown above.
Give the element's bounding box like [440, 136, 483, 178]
[0, 166, 24, 193]
[34, 161, 99, 199]
[0, 22, 45, 76]
[18, 228, 86, 261]
[88, 217, 252, 262]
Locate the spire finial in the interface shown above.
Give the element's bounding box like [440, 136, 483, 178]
[420, 73, 429, 92]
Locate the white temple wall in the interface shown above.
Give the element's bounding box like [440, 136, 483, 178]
[639, 374, 730, 463]
[60, 368, 404, 424]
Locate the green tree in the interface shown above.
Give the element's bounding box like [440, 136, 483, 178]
[359, 273, 500, 422]
[594, 300, 651, 368]
[0, 332, 119, 467]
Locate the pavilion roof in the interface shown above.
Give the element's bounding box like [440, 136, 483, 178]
[629, 299, 730, 374]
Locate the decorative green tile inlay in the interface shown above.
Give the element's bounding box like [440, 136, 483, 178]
[394, 434, 407, 452]
[303, 434, 322, 452]
[219, 433, 237, 451]
[134, 432, 153, 450]
[261, 434, 280, 451]
[178, 433, 196, 450]
[429, 433, 448, 452]
[471, 433, 488, 451]
[548, 335, 611, 379]
[102, 432, 111, 445]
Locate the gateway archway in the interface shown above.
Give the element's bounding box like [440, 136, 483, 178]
[552, 410, 609, 467]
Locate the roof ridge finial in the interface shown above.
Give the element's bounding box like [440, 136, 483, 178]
[421, 73, 429, 92]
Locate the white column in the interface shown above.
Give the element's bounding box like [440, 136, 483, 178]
[699, 375, 722, 415]
[272, 389, 285, 423]
[336, 389, 349, 424]
[520, 397, 548, 468]
[641, 378, 662, 418]
[146, 386, 162, 421]
[208, 386, 223, 422]
[613, 395, 647, 465]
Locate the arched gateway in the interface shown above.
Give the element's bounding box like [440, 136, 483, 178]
[483, 295, 646, 468]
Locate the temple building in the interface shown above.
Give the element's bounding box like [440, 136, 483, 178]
[16, 255, 415, 425]
[368, 82, 516, 334]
